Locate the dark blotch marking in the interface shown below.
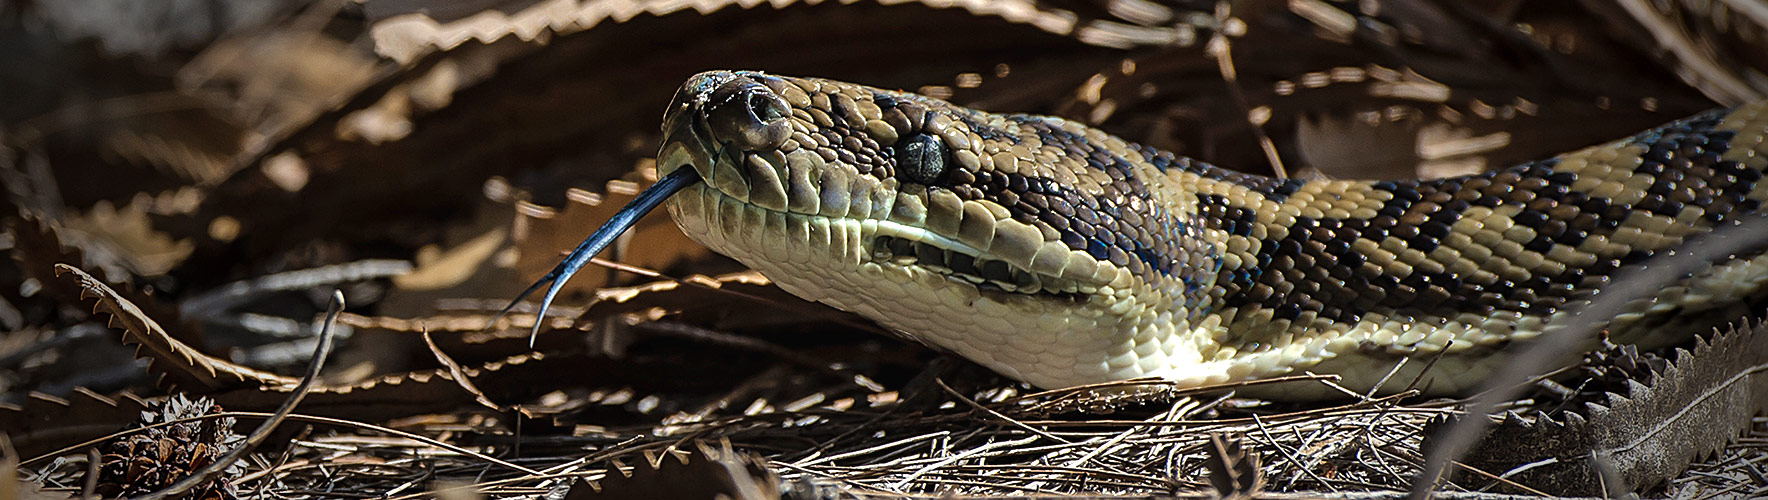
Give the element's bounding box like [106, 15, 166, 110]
[871, 95, 1768, 332]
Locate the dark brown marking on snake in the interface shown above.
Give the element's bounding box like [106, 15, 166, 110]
[1212, 110, 1764, 325]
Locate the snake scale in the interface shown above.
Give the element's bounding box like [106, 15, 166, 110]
[511, 70, 1768, 399]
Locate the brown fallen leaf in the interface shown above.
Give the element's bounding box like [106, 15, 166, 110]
[206, 351, 554, 423]
[54, 264, 290, 392]
[8, 216, 199, 347]
[1447, 320, 1768, 495]
[364, 0, 1084, 65]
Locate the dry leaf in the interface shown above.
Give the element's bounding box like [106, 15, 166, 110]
[54, 264, 292, 391]
[1449, 320, 1768, 495]
[60, 201, 193, 277]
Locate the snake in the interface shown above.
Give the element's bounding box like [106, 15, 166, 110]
[506, 70, 1768, 399]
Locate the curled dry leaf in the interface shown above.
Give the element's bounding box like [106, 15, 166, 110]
[53, 264, 290, 392]
[48, 260, 572, 421]
[181, 29, 382, 146]
[7, 215, 195, 343]
[1448, 320, 1768, 495]
[209, 352, 552, 423]
[365, 0, 1083, 64]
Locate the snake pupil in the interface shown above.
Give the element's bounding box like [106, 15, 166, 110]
[896, 133, 948, 185]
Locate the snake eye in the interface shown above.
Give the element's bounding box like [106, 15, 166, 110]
[896, 133, 948, 185]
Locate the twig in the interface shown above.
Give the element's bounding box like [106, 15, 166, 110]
[421, 330, 506, 412]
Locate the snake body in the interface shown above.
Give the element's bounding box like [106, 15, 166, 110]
[646, 70, 1768, 398]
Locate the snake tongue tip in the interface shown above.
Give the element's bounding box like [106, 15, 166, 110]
[529, 275, 569, 348]
[498, 167, 703, 341]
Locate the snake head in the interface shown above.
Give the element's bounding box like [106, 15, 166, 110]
[658, 71, 1217, 388]
[660, 71, 1133, 293]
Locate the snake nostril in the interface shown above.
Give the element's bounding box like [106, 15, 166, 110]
[706, 78, 792, 151]
[750, 92, 786, 122]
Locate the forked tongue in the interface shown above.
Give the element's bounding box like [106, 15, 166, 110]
[497, 167, 702, 345]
